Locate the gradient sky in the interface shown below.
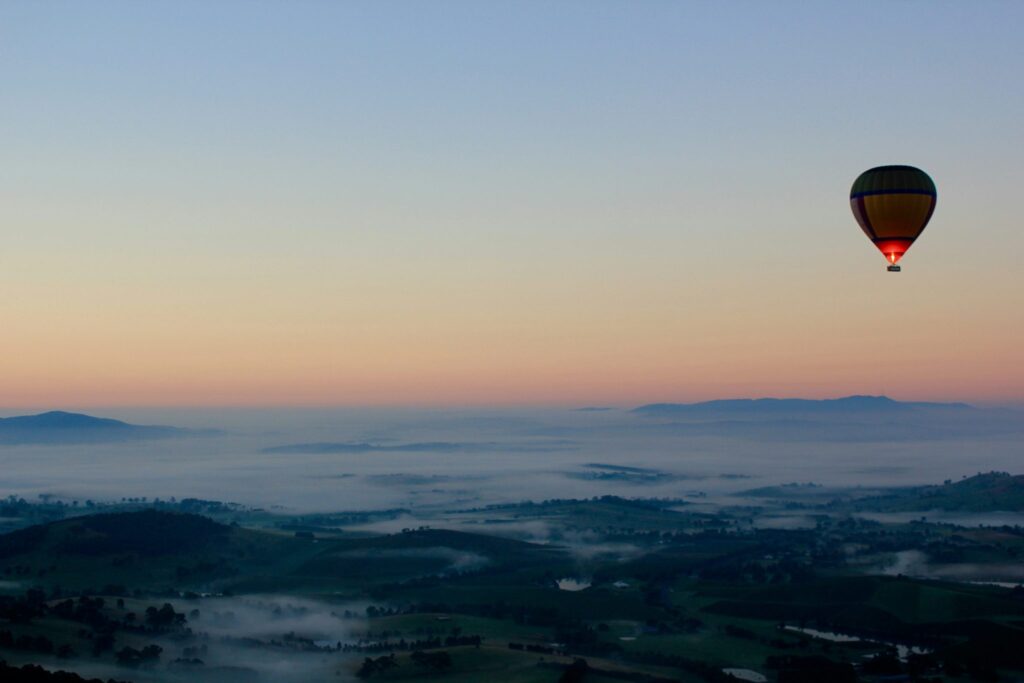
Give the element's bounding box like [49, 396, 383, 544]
[2, 1, 1023, 407]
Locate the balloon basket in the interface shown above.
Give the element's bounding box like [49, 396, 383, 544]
[887, 265, 901, 272]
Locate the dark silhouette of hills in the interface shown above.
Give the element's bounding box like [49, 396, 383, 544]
[0, 510, 229, 559]
[857, 472, 1024, 512]
[0, 411, 216, 445]
[621, 396, 1010, 442]
[0, 660, 130, 683]
[0, 510, 309, 592]
[633, 395, 972, 418]
[0, 511, 570, 592]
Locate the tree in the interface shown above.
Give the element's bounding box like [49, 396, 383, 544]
[560, 658, 589, 683]
[356, 654, 397, 679]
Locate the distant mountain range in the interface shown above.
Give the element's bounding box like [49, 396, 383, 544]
[633, 395, 973, 418]
[0, 411, 215, 445]
[622, 396, 1006, 441]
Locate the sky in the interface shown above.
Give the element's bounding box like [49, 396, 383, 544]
[1, 1, 1023, 408]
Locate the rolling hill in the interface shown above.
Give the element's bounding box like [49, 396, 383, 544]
[0, 411, 213, 445]
[856, 471, 1024, 512]
[0, 511, 572, 595]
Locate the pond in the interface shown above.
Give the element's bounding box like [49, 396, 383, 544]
[784, 626, 929, 661]
[556, 578, 591, 591]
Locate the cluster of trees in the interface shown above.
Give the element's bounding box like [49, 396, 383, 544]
[462, 495, 688, 514]
[51, 597, 112, 630]
[356, 654, 398, 678]
[144, 603, 186, 628]
[508, 642, 562, 655]
[340, 633, 481, 654]
[0, 630, 62, 656]
[42, 595, 188, 636]
[0, 590, 200, 666]
[280, 509, 410, 531]
[363, 601, 569, 626]
[355, 650, 456, 678]
[1, 494, 246, 519]
[553, 624, 622, 656]
[114, 644, 161, 667]
[700, 557, 813, 584]
[0, 660, 130, 683]
[0, 592, 47, 623]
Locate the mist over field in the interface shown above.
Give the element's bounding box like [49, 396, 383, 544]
[2, 402, 1022, 514]
[3, 595, 366, 683]
[4, 401, 1024, 682]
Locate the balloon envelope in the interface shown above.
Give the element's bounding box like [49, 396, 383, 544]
[850, 165, 936, 265]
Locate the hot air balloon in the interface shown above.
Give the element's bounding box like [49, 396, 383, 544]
[850, 165, 936, 272]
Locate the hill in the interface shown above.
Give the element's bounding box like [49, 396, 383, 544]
[856, 472, 1024, 512]
[0, 511, 572, 595]
[0, 660, 131, 683]
[626, 396, 1013, 442]
[0, 510, 318, 592]
[633, 395, 972, 418]
[0, 510, 229, 559]
[0, 411, 212, 445]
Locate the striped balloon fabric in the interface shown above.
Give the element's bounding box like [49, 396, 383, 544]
[850, 165, 936, 270]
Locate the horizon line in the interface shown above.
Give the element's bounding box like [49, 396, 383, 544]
[3, 395, 1022, 414]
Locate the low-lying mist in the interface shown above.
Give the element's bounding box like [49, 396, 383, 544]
[1, 406, 1021, 514]
[18, 595, 369, 682]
